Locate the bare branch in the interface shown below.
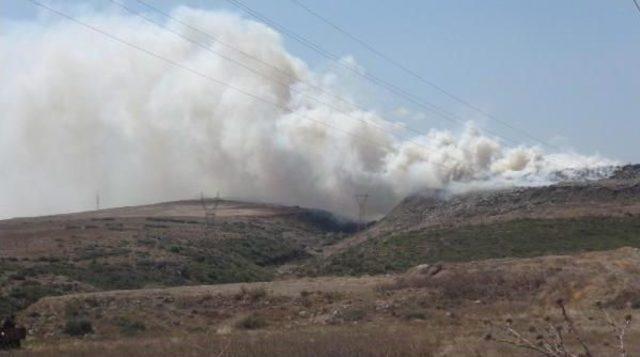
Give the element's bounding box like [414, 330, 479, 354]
[556, 300, 593, 357]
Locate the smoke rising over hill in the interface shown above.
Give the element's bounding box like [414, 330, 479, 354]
[0, 6, 617, 219]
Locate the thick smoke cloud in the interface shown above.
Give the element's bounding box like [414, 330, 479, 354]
[0, 6, 616, 219]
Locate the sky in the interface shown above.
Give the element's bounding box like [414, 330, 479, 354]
[4, 0, 640, 163]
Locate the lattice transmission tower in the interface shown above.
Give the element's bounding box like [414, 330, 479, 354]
[201, 191, 221, 239]
[354, 193, 369, 230]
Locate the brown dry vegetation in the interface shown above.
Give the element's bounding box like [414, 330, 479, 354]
[2, 248, 637, 356]
[3, 168, 640, 356]
[0, 200, 356, 317]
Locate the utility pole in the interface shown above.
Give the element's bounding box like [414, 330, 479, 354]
[354, 193, 369, 230]
[201, 191, 221, 239]
[96, 192, 100, 211]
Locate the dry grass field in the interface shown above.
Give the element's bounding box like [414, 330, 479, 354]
[3, 248, 638, 356]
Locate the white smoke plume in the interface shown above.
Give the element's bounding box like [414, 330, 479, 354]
[0, 6, 617, 219]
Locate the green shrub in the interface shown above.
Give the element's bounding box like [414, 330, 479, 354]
[236, 314, 268, 329]
[64, 318, 93, 336]
[339, 307, 366, 322]
[1, 283, 66, 316]
[116, 318, 146, 335]
[64, 299, 83, 318]
[322, 291, 344, 303]
[235, 286, 268, 302]
[402, 309, 428, 320]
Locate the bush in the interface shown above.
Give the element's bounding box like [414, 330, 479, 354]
[401, 308, 428, 320]
[380, 269, 545, 306]
[404, 311, 427, 320]
[64, 318, 93, 336]
[236, 314, 268, 330]
[9, 273, 26, 281]
[0, 283, 66, 316]
[487, 300, 635, 357]
[433, 271, 545, 303]
[64, 298, 90, 320]
[235, 286, 268, 302]
[322, 291, 344, 303]
[116, 318, 146, 335]
[602, 283, 640, 310]
[339, 307, 366, 322]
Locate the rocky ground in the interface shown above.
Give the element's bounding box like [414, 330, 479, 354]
[328, 164, 640, 255]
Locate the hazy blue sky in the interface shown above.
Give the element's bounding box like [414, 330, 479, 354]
[4, 0, 640, 162]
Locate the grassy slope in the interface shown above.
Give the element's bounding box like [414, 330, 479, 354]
[5, 216, 640, 315]
[0, 238, 274, 317]
[0, 219, 348, 317]
[307, 216, 640, 276]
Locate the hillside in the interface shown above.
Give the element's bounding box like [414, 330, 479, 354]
[308, 165, 640, 275]
[0, 200, 356, 317]
[13, 248, 640, 356]
[4, 166, 640, 319]
[375, 164, 640, 236]
[3, 166, 640, 356]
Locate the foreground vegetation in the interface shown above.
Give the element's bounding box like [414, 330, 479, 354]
[1, 241, 638, 356]
[11, 320, 640, 357]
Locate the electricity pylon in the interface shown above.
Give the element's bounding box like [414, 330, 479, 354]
[354, 193, 369, 230]
[201, 191, 221, 239]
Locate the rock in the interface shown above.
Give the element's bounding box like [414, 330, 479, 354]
[427, 264, 443, 276]
[413, 264, 431, 274]
[409, 263, 443, 277]
[374, 300, 391, 311]
[610, 164, 640, 180]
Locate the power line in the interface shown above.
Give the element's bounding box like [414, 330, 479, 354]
[116, 0, 544, 174]
[224, 0, 561, 150]
[25, 0, 462, 176]
[108, 0, 437, 152]
[633, 0, 640, 16]
[110, 0, 514, 174]
[126, 0, 517, 158]
[27, 0, 582, 195]
[130, 0, 353, 108]
[20, 0, 611, 227]
[288, 0, 562, 151]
